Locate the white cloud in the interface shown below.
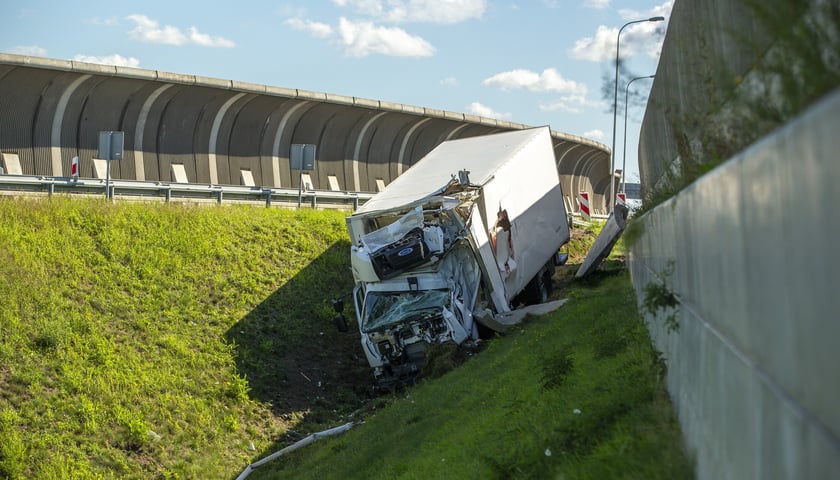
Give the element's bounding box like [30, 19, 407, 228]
[7, 45, 47, 56]
[619, 0, 673, 23]
[126, 14, 235, 48]
[332, 0, 486, 24]
[569, 1, 671, 62]
[85, 16, 119, 26]
[440, 76, 458, 86]
[539, 93, 604, 114]
[568, 25, 618, 62]
[285, 18, 334, 38]
[73, 54, 140, 68]
[336, 18, 434, 57]
[188, 27, 236, 48]
[482, 68, 587, 95]
[539, 99, 583, 114]
[583, 129, 606, 140]
[466, 102, 511, 120]
[583, 0, 610, 9]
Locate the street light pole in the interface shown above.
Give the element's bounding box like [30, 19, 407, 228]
[609, 16, 664, 213]
[621, 74, 655, 194]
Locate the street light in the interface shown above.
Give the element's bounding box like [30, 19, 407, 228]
[621, 74, 655, 194]
[609, 15, 664, 213]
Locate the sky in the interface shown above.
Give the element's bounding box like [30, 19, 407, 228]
[1, 0, 672, 183]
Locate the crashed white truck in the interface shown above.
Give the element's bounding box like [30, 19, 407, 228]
[342, 127, 570, 389]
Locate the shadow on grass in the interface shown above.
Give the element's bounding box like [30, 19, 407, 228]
[225, 240, 372, 422]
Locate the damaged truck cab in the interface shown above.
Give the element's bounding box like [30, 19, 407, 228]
[345, 127, 570, 389]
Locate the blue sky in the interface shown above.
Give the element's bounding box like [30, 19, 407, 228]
[1, 0, 672, 183]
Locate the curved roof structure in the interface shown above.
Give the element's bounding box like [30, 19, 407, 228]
[0, 53, 612, 212]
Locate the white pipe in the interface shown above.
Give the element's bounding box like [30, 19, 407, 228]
[236, 421, 361, 479]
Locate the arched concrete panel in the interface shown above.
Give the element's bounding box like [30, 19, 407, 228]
[0, 66, 57, 175]
[403, 119, 467, 170]
[361, 113, 425, 190]
[288, 103, 343, 190]
[50, 74, 91, 176]
[352, 111, 389, 192]
[0, 54, 611, 198]
[223, 94, 279, 187]
[137, 84, 184, 182]
[157, 86, 229, 183]
[314, 105, 378, 192]
[209, 92, 249, 184]
[75, 76, 149, 180]
[132, 83, 173, 181]
[396, 117, 433, 176]
[256, 97, 303, 188]
[270, 100, 318, 188]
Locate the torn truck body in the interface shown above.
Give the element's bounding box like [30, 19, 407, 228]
[346, 127, 570, 388]
[575, 203, 629, 278]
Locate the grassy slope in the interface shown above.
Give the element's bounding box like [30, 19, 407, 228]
[257, 271, 691, 479]
[0, 198, 690, 479]
[0, 197, 365, 479]
[255, 237, 692, 479]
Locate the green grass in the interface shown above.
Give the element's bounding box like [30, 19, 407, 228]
[0, 197, 362, 479]
[0, 196, 691, 479]
[252, 268, 693, 480]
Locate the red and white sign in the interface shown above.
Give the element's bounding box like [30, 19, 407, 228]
[71, 156, 79, 179]
[617, 192, 626, 206]
[578, 191, 590, 220]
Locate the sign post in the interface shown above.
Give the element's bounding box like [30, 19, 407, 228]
[98, 131, 124, 199]
[290, 144, 316, 208]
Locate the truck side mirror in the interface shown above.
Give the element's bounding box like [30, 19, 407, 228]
[334, 313, 349, 332]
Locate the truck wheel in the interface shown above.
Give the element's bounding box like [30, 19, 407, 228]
[523, 273, 549, 305]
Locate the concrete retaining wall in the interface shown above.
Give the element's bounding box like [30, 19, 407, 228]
[630, 89, 840, 478]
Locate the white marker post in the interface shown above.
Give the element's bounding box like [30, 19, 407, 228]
[71, 156, 79, 181]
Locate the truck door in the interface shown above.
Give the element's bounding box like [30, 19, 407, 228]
[467, 205, 510, 313]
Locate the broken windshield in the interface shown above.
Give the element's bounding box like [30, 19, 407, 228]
[363, 289, 449, 332]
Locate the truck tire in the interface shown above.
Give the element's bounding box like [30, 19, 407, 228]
[521, 272, 549, 305]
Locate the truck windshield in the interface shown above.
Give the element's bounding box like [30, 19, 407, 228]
[363, 289, 449, 332]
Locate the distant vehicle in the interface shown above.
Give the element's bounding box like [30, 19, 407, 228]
[341, 127, 570, 389]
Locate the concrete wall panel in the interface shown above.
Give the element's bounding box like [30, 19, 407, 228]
[210, 92, 251, 185]
[269, 101, 319, 189]
[224, 95, 278, 187]
[138, 84, 183, 182]
[75, 77, 149, 180]
[313, 105, 372, 192]
[156, 86, 226, 183]
[631, 89, 840, 479]
[0, 66, 54, 174]
[639, 0, 771, 188]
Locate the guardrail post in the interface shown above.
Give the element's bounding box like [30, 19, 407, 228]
[310, 194, 317, 209]
[352, 196, 359, 211]
[163, 187, 171, 202]
[264, 189, 272, 207]
[216, 190, 223, 204]
[47, 182, 54, 196]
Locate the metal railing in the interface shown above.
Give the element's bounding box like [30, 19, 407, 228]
[0, 174, 375, 210]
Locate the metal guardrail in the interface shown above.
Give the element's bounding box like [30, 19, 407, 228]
[0, 175, 375, 210]
[0, 174, 616, 221]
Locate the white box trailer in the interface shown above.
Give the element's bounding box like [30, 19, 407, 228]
[344, 127, 570, 388]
